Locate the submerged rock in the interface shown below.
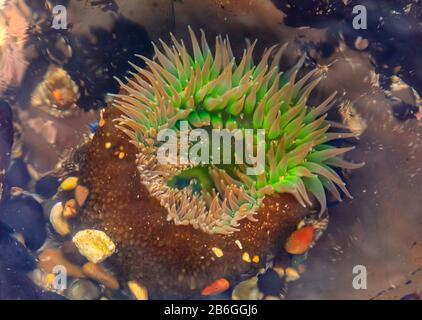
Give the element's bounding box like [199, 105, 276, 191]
[232, 277, 263, 300]
[257, 269, 283, 297]
[5, 158, 30, 189]
[0, 227, 36, 271]
[35, 175, 60, 198]
[0, 195, 47, 250]
[0, 264, 65, 300]
[66, 279, 101, 300]
[38, 248, 86, 279]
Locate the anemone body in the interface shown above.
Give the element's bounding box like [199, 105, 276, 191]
[75, 29, 361, 298]
[78, 109, 308, 298]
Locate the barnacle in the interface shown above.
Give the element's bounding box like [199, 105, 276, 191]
[31, 66, 80, 118]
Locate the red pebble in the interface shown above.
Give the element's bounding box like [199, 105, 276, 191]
[201, 278, 230, 296]
[285, 225, 314, 255]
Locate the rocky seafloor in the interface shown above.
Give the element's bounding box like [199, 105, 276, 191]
[0, 0, 421, 300]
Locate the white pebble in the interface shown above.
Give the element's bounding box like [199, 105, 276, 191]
[72, 229, 116, 263]
[49, 202, 71, 236]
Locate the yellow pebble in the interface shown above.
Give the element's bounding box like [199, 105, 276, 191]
[242, 252, 251, 263]
[72, 229, 116, 263]
[46, 273, 55, 286]
[118, 152, 125, 159]
[60, 177, 78, 191]
[128, 281, 148, 300]
[211, 247, 223, 258]
[286, 267, 300, 282]
[99, 118, 105, 128]
[252, 255, 260, 264]
[274, 267, 285, 278]
[105, 142, 111, 149]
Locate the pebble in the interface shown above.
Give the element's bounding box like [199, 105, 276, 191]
[285, 226, 314, 255]
[257, 269, 283, 296]
[128, 281, 148, 300]
[242, 252, 251, 263]
[29, 268, 53, 291]
[49, 202, 71, 236]
[273, 267, 285, 278]
[75, 185, 89, 207]
[401, 293, 421, 300]
[232, 277, 263, 300]
[66, 279, 101, 300]
[72, 229, 116, 263]
[35, 175, 60, 198]
[0, 227, 36, 271]
[38, 248, 86, 278]
[234, 240, 243, 249]
[63, 199, 78, 219]
[60, 177, 78, 191]
[201, 278, 230, 296]
[0, 264, 64, 300]
[0, 195, 47, 250]
[285, 267, 301, 282]
[45, 273, 57, 290]
[5, 158, 30, 188]
[82, 262, 119, 290]
[211, 247, 224, 258]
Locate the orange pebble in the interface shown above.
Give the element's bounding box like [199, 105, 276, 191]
[201, 278, 230, 296]
[285, 226, 314, 255]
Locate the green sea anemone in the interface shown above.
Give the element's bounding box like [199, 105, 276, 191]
[111, 28, 362, 235]
[69, 28, 363, 298]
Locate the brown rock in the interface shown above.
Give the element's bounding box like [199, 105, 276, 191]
[38, 248, 86, 278]
[82, 262, 119, 290]
[63, 199, 78, 219]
